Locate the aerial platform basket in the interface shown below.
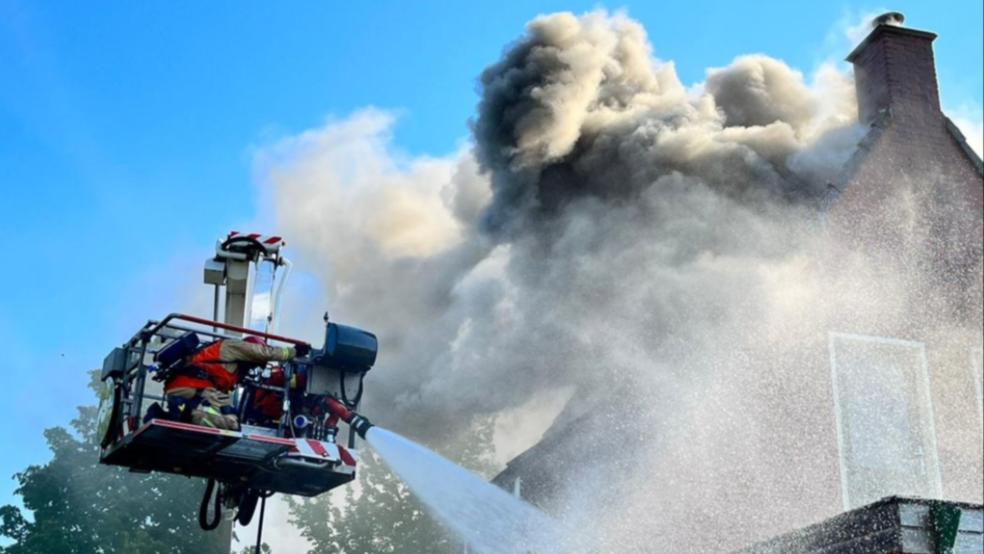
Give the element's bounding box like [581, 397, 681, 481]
[97, 312, 374, 499]
[102, 418, 357, 496]
[97, 232, 379, 542]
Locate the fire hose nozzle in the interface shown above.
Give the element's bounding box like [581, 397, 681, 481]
[349, 414, 374, 439]
[324, 397, 374, 439]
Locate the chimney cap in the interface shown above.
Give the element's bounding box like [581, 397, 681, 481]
[846, 16, 936, 63]
[872, 11, 905, 28]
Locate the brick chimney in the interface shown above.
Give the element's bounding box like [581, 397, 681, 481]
[846, 12, 941, 126]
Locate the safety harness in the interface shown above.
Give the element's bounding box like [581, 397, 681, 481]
[168, 341, 239, 391]
[154, 335, 243, 424]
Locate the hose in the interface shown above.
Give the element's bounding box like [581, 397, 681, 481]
[323, 396, 373, 439]
[338, 371, 365, 406]
[198, 478, 222, 531]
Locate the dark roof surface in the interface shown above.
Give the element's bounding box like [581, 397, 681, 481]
[945, 116, 984, 176]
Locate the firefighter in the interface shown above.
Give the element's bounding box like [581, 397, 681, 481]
[242, 364, 306, 427]
[164, 336, 310, 430]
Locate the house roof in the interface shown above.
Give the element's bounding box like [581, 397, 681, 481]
[495, 113, 984, 496]
[831, 109, 983, 201]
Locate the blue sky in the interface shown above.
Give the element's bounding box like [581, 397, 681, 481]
[0, 0, 981, 509]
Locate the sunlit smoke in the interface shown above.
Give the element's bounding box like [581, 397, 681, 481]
[261, 9, 860, 440]
[256, 10, 981, 552]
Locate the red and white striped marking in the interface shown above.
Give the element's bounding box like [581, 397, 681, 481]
[293, 438, 341, 461]
[227, 231, 285, 252]
[290, 439, 357, 469]
[337, 445, 358, 468]
[306, 439, 330, 458]
[136, 420, 357, 469]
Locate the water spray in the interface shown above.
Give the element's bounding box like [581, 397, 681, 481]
[322, 396, 569, 553]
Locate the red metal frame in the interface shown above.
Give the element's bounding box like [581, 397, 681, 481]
[150, 313, 309, 346]
[101, 314, 365, 499]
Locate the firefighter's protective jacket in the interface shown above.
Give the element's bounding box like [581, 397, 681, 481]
[164, 340, 296, 393]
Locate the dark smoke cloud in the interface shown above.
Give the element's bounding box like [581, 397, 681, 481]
[473, 13, 857, 234]
[264, 9, 859, 444]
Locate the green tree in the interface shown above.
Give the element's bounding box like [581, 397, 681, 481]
[287, 416, 499, 553]
[0, 372, 228, 554]
[288, 447, 452, 554]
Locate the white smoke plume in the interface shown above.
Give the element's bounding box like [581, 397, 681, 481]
[256, 10, 981, 552]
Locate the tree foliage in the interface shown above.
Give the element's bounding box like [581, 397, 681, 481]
[0, 367, 504, 553]
[0, 372, 228, 554]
